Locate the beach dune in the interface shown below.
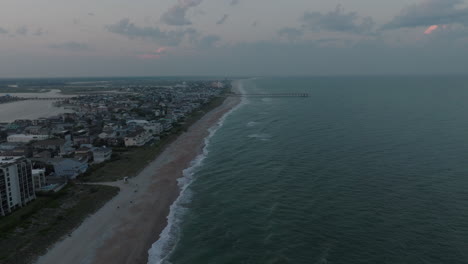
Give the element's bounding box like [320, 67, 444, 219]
[36, 84, 241, 264]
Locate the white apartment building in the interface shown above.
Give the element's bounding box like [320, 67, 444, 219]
[0, 157, 36, 216]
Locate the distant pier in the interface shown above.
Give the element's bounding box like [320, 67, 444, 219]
[227, 93, 309, 98]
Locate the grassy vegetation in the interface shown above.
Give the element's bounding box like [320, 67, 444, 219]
[80, 94, 227, 183]
[0, 184, 119, 264]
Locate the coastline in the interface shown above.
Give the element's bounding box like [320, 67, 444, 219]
[35, 81, 242, 264]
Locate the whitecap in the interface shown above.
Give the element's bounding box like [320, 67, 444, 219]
[247, 121, 259, 127]
[247, 133, 271, 141]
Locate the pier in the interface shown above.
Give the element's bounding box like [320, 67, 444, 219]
[227, 93, 309, 98]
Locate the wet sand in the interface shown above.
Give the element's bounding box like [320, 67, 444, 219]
[36, 85, 241, 264]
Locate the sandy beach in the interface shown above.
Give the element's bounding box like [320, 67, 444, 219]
[36, 84, 241, 264]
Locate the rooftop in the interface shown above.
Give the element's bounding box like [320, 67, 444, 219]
[0, 156, 25, 165]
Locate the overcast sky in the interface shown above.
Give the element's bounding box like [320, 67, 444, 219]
[1, 0, 468, 77]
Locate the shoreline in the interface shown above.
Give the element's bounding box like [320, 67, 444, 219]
[35, 81, 242, 264]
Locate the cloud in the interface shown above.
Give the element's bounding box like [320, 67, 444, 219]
[49, 42, 91, 51]
[161, 0, 203, 26]
[216, 14, 229, 25]
[198, 35, 221, 48]
[16, 26, 28, 36]
[424, 25, 440, 34]
[137, 47, 171, 60]
[302, 5, 375, 35]
[107, 18, 196, 46]
[230, 0, 240, 6]
[0, 27, 8, 34]
[383, 0, 468, 30]
[421, 24, 468, 40]
[278, 27, 304, 41]
[34, 28, 45, 36]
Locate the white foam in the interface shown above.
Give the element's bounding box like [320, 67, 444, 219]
[247, 121, 259, 127]
[247, 133, 271, 141]
[147, 80, 247, 264]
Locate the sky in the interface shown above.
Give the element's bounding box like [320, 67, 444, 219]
[1, 0, 468, 77]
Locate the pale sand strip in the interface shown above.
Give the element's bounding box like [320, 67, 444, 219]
[36, 84, 241, 264]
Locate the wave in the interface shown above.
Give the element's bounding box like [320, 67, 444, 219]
[247, 133, 271, 141]
[247, 121, 259, 127]
[147, 80, 247, 264]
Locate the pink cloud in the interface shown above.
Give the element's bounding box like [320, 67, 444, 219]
[424, 25, 439, 35]
[137, 47, 171, 60]
[155, 47, 169, 54]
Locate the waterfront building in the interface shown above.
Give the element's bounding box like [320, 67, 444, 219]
[92, 147, 112, 163]
[0, 157, 36, 216]
[33, 158, 88, 179]
[32, 169, 46, 190]
[143, 122, 163, 135]
[124, 129, 153, 147]
[49, 159, 88, 179]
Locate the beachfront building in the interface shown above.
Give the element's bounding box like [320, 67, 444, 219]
[32, 169, 46, 190]
[50, 159, 88, 179]
[143, 122, 163, 135]
[0, 157, 36, 216]
[34, 158, 88, 180]
[92, 147, 112, 163]
[7, 134, 50, 143]
[124, 129, 153, 147]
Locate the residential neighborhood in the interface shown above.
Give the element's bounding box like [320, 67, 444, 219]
[0, 80, 227, 215]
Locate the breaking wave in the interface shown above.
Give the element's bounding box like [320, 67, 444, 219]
[147, 81, 247, 264]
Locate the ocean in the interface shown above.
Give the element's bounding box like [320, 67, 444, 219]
[149, 76, 468, 264]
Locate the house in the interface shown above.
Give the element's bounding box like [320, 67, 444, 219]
[98, 132, 114, 139]
[73, 135, 91, 145]
[74, 147, 93, 163]
[124, 129, 152, 147]
[92, 147, 112, 163]
[24, 126, 45, 135]
[32, 139, 66, 154]
[33, 158, 88, 179]
[143, 122, 163, 135]
[0, 146, 31, 157]
[33, 150, 52, 159]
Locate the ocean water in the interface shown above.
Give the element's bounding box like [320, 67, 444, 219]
[150, 76, 468, 264]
